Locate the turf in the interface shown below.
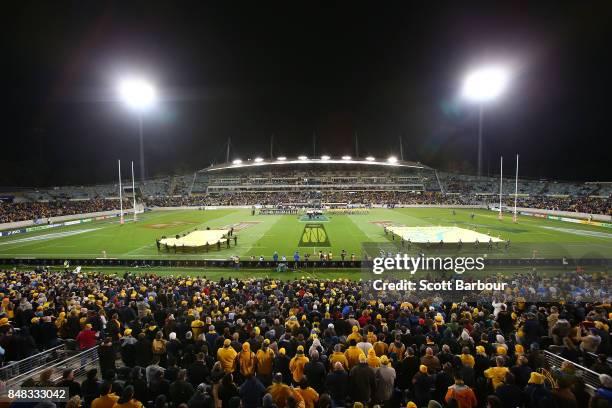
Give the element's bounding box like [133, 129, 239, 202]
[0, 208, 610, 261]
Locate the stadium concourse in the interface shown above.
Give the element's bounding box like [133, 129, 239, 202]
[0, 268, 611, 408]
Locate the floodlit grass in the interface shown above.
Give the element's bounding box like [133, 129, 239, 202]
[0, 208, 610, 261]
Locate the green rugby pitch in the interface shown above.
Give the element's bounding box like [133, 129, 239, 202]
[0, 208, 610, 261]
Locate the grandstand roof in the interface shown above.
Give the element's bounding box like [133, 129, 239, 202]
[199, 157, 432, 173]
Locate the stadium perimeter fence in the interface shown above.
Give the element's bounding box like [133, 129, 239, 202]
[1, 257, 610, 269]
[0, 345, 99, 392]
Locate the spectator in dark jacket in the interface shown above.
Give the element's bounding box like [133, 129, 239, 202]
[98, 337, 116, 376]
[188, 353, 210, 388]
[303, 350, 326, 394]
[348, 355, 376, 404]
[325, 362, 348, 407]
[169, 369, 195, 407]
[239, 374, 266, 408]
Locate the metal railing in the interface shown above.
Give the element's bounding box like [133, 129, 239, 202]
[543, 350, 600, 390]
[2, 346, 99, 391]
[0, 344, 66, 382]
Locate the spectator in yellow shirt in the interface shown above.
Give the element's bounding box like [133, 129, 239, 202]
[217, 339, 238, 373]
[296, 379, 319, 408]
[91, 382, 119, 408]
[347, 326, 361, 344]
[483, 356, 510, 390]
[329, 344, 349, 371]
[289, 345, 309, 383]
[344, 339, 365, 369]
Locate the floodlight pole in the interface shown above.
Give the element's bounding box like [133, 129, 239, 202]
[477, 105, 484, 177]
[513, 154, 519, 223]
[498, 156, 503, 220]
[118, 160, 124, 225]
[138, 114, 145, 182]
[131, 161, 137, 222]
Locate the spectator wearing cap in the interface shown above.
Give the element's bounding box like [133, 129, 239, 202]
[374, 355, 396, 404]
[524, 372, 554, 408]
[274, 348, 292, 385]
[218, 339, 238, 373]
[238, 342, 256, 380]
[120, 329, 137, 368]
[256, 339, 276, 385]
[412, 364, 433, 407]
[289, 345, 309, 384]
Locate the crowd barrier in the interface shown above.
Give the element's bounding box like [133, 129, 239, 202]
[0, 344, 98, 392]
[542, 350, 600, 390]
[0, 257, 609, 269]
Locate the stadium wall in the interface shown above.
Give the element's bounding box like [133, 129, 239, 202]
[0, 208, 135, 232]
[514, 207, 612, 222]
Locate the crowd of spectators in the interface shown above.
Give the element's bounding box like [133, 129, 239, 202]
[1, 192, 610, 225]
[0, 268, 611, 408]
[0, 199, 130, 224]
[505, 196, 612, 216]
[143, 192, 482, 208]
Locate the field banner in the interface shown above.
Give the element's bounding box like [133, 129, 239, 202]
[1, 217, 96, 238]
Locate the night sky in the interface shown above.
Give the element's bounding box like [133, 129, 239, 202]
[2, 2, 612, 187]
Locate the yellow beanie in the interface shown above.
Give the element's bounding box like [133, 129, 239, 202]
[528, 372, 545, 385]
[419, 364, 428, 373]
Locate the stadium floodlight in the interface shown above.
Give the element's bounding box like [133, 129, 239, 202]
[254, 157, 264, 163]
[298, 155, 308, 160]
[387, 156, 398, 164]
[365, 156, 375, 161]
[232, 159, 242, 165]
[118, 78, 156, 111]
[277, 156, 287, 161]
[117, 77, 157, 182]
[462, 65, 510, 176]
[321, 155, 330, 160]
[341, 155, 352, 160]
[462, 66, 508, 102]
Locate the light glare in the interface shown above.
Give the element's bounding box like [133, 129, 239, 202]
[277, 156, 287, 161]
[232, 159, 242, 165]
[254, 157, 264, 163]
[365, 156, 375, 161]
[462, 66, 509, 102]
[298, 155, 308, 160]
[321, 155, 330, 160]
[342, 155, 351, 160]
[387, 156, 398, 163]
[118, 78, 156, 111]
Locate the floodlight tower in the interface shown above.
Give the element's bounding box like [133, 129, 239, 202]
[118, 78, 157, 182]
[462, 66, 509, 176]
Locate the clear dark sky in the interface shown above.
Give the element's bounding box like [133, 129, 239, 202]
[2, 2, 612, 186]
